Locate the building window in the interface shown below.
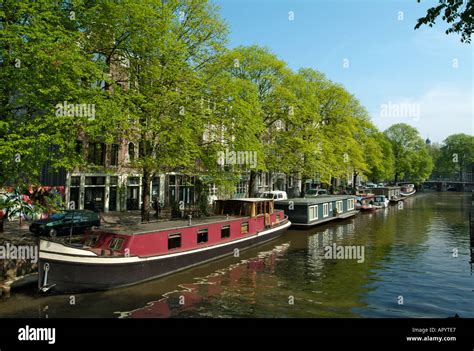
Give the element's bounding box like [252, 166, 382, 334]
[323, 203, 329, 217]
[236, 180, 246, 194]
[75, 140, 83, 154]
[127, 177, 140, 186]
[85, 176, 105, 186]
[152, 177, 160, 201]
[88, 142, 105, 166]
[241, 222, 249, 234]
[197, 229, 208, 244]
[309, 205, 318, 220]
[109, 238, 124, 250]
[209, 183, 217, 197]
[168, 234, 181, 250]
[221, 225, 230, 239]
[128, 142, 135, 162]
[110, 176, 118, 186]
[70, 176, 81, 187]
[110, 144, 119, 166]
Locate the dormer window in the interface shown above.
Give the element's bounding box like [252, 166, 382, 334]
[128, 142, 135, 162]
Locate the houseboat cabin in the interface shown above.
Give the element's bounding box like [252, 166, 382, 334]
[372, 187, 401, 200]
[274, 195, 358, 227]
[38, 198, 290, 293]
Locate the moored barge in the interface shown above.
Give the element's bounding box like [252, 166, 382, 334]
[400, 184, 416, 197]
[372, 186, 405, 204]
[356, 194, 380, 211]
[38, 198, 290, 293]
[274, 195, 358, 227]
[372, 186, 401, 200]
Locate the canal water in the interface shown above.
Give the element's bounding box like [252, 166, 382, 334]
[0, 192, 472, 318]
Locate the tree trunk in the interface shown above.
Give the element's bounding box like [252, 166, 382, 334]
[300, 175, 307, 197]
[394, 172, 399, 185]
[141, 170, 152, 222]
[330, 177, 337, 194]
[352, 171, 358, 188]
[248, 170, 257, 197]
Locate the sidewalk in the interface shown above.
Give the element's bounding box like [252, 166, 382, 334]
[0, 210, 146, 238]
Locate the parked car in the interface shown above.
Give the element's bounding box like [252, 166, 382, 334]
[257, 191, 288, 200]
[305, 188, 328, 197]
[29, 210, 100, 238]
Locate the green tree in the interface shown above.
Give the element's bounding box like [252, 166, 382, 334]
[436, 133, 474, 180]
[0, 0, 108, 187]
[384, 123, 434, 183]
[366, 132, 395, 183]
[223, 45, 292, 196]
[79, 0, 228, 221]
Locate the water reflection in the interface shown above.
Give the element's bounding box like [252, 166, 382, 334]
[115, 243, 291, 318]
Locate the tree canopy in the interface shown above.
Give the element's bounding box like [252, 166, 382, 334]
[415, 0, 473, 43]
[1, 0, 440, 220]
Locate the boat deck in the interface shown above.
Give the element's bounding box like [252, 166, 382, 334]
[98, 215, 245, 235]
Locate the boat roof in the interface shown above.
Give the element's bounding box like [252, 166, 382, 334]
[275, 195, 355, 205]
[222, 198, 273, 203]
[97, 215, 243, 236]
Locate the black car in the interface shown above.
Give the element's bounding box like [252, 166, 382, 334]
[29, 210, 100, 238]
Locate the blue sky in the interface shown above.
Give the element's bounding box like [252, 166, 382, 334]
[213, 0, 473, 143]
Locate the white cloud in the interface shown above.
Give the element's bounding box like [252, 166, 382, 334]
[372, 86, 473, 142]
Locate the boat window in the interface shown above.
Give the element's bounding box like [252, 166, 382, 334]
[221, 225, 231, 239]
[329, 203, 333, 212]
[309, 205, 318, 220]
[85, 235, 98, 247]
[241, 222, 249, 234]
[336, 201, 343, 212]
[347, 199, 354, 211]
[323, 203, 329, 217]
[214, 200, 253, 217]
[109, 237, 124, 250]
[168, 233, 182, 250]
[197, 229, 208, 244]
[256, 202, 264, 215]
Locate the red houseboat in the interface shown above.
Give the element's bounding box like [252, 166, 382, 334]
[38, 198, 291, 293]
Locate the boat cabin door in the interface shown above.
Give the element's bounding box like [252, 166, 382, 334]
[264, 200, 273, 227]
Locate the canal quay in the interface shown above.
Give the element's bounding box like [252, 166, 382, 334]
[0, 192, 471, 318]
